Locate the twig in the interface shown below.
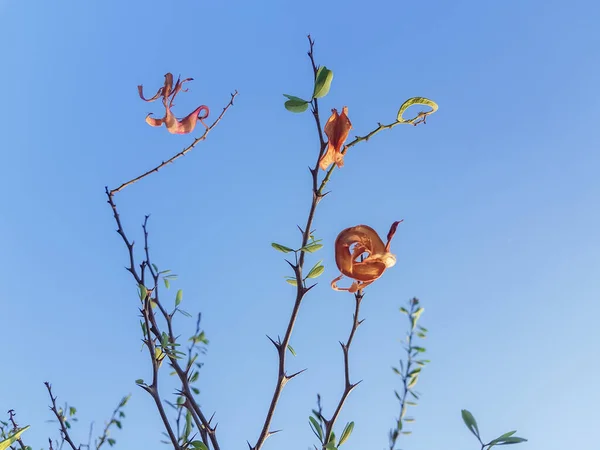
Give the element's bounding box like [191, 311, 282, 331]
[320, 290, 364, 448]
[95, 396, 130, 450]
[317, 105, 433, 195]
[7, 410, 27, 450]
[140, 218, 217, 450]
[388, 298, 427, 450]
[251, 34, 331, 450]
[105, 86, 236, 450]
[110, 91, 238, 195]
[44, 383, 80, 450]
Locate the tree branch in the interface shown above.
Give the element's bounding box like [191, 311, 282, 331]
[110, 92, 238, 195]
[44, 383, 80, 450]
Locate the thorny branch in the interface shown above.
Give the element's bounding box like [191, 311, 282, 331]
[105, 92, 236, 450]
[95, 396, 130, 450]
[320, 290, 364, 449]
[7, 410, 27, 450]
[44, 383, 80, 450]
[110, 91, 238, 195]
[250, 34, 330, 450]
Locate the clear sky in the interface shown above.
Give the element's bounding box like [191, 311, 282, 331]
[1, 1, 599, 450]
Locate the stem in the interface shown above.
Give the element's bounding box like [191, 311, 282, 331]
[251, 35, 330, 450]
[110, 92, 238, 195]
[7, 410, 27, 450]
[44, 383, 80, 450]
[321, 290, 364, 448]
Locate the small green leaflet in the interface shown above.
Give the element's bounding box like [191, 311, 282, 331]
[175, 289, 183, 307]
[312, 66, 334, 99]
[338, 422, 354, 446]
[272, 242, 294, 253]
[396, 97, 439, 123]
[461, 409, 481, 440]
[301, 242, 323, 253]
[309, 416, 323, 441]
[283, 95, 309, 113]
[307, 260, 325, 279]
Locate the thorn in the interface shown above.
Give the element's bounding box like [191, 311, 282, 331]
[297, 225, 304, 234]
[350, 380, 363, 390]
[304, 283, 317, 293]
[358, 318, 366, 326]
[247, 442, 253, 450]
[285, 259, 297, 270]
[266, 335, 280, 349]
[267, 429, 282, 437]
[288, 368, 308, 379]
[208, 411, 216, 424]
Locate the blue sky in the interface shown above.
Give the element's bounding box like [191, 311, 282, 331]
[1, 0, 599, 449]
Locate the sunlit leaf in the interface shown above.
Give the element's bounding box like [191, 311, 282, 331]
[287, 344, 297, 356]
[307, 261, 325, 279]
[396, 97, 438, 124]
[0, 426, 30, 450]
[312, 66, 334, 99]
[191, 441, 209, 450]
[283, 95, 309, 113]
[301, 242, 323, 253]
[272, 243, 294, 253]
[338, 422, 354, 446]
[175, 289, 183, 307]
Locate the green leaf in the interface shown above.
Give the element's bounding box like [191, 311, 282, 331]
[328, 431, 336, 444]
[191, 387, 200, 395]
[488, 431, 527, 447]
[115, 420, 122, 429]
[271, 242, 294, 253]
[287, 344, 297, 356]
[493, 437, 528, 446]
[0, 426, 30, 450]
[412, 346, 426, 353]
[396, 97, 439, 123]
[307, 260, 325, 279]
[69, 407, 76, 416]
[285, 278, 298, 286]
[399, 307, 409, 315]
[164, 278, 170, 289]
[309, 416, 323, 441]
[107, 438, 116, 447]
[461, 409, 481, 440]
[283, 95, 309, 113]
[325, 443, 337, 450]
[151, 263, 159, 273]
[119, 395, 130, 407]
[191, 441, 209, 450]
[135, 379, 144, 384]
[407, 376, 419, 389]
[301, 242, 323, 253]
[184, 411, 193, 439]
[338, 422, 354, 446]
[411, 306, 424, 323]
[138, 284, 147, 300]
[312, 66, 334, 99]
[175, 289, 183, 307]
[487, 431, 517, 447]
